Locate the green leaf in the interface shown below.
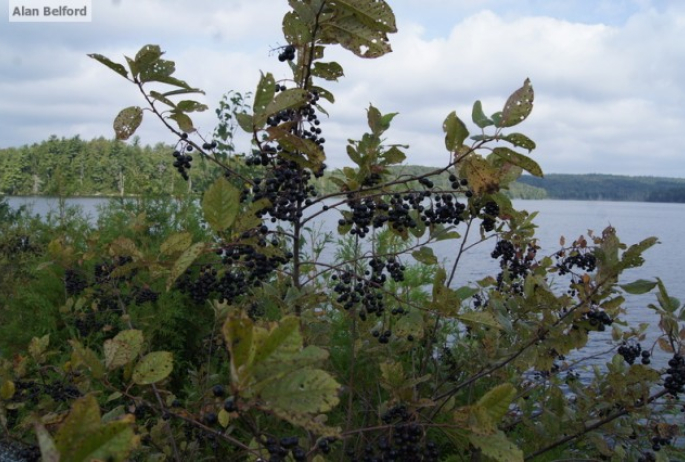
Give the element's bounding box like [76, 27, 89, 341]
[260, 368, 340, 413]
[312, 61, 345, 81]
[656, 278, 680, 313]
[499, 78, 534, 128]
[333, 0, 397, 33]
[265, 89, 309, 120]
[472, 100, 493, 128]
[166, 242, 204, 291]
[620, 279, 657, 295]
[139, 59, 176, 83]
[457, 312, 501, 330]
[148, 91, 176, 108]
[55, 395, 137, 462]
[253, 72, 276, 116]
[501, 133, 536, 151]
[132, 351, 173, 385]
[88, 54, 129, 79]
[104, 330, 144, 370]
[443, 111, 469, 151]
[160, 232, 192, 256]
[223, 314, 256, 385]
[176, 100, 208, 113]
[469, 431, 523, 462]
[134, 44, 163, 70]
[383, 146, 405, 165]
[320, 12, 394, 58]
[412, 247, 438, 265]
[491, 147, 543, 178]
[235, 112, 254, 132]
[477, 384, 516, 424]
[202, 176, 241, 233]
[167, 111, 194, 133]
[113, 106, 143, 141]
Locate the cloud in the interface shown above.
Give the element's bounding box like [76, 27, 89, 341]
[1, 0, 684, 176]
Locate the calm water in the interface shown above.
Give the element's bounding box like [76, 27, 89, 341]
[6, 196, 685, 369]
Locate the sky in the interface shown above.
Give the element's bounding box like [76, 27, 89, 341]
[1, 0, 684, 177]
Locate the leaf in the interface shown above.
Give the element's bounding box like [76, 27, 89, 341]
[223, 314, 256, 384]
[265, 89, 309, 120]
[472, 100, 493, 128]
[0, 380, 15, 400]
[139, 59, 176, 83]
[312, 61, 345, 81]
[459, 154, 500, 194]
[176, 100, 208, 113]
[29, 334, 50, 362]
[134, 44, 163, 70]
[383, 146, 405, 165]
[270, 408, 341, 437]
[113, 106, 143, 141]
[132, 351, 173, 385]
[160, 232, 192, 255]
[55, 395, 138, 462]
[412, 247, 438, 265]
[88, 54, 128, 79]
[70, 340, 105, 380]
[218, 409, 230, 428]
[469, 431, 523, 462]
[260, 368, 340, 414]
[620, 279, 657, 295]
[443, 111, 469, 152]
[253, 72, 276, 116]
[235, 112, 254, 132]
[202, 176, 241, 233]
[104, 330, 144, 370]
[499, 78, 534, 128]
[34, 421, 60, 462]
[148, 90, 176, 108]
[168, 111, 194, 133]
[166, 242, 205, 291]
[477, 384, 515, 424]
[320, 14, 393, 58]
[491, 147, 543, 178]
[501, 133, 536, 151]
[457, 312, 501, 330]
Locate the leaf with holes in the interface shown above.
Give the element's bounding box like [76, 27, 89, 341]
[168, 111, 194, 133]
[253, 72, 276, 117]
[491, 147, 543, 177]
[443, 111, 469, 152]
[139, 59, 176, 83]
[499, 78, 534, 128]
[104, 330, 144, 370]
[132, 351, 173, 385]
[501, 133, 536, 152]
[176, 100, 208, 113]
[113, 106, 143, 141]
[312, 61, 344, 81]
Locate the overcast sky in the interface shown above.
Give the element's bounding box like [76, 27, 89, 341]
[2, 0, 684, 176]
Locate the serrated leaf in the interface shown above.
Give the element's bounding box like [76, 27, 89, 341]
[491, 147, 543, 177]
[88, 53, 128, 79]
[501, 133, 536, 151]
[113, 106, 143, 141]
[132, 352, 173, 385]
[312, 61, 344, 81]
[477, 384, 515, 424]
[469, 430, 523, 462]
[443, 111, 469, 152]
[457, 312, 501, 329]
[104, 330, 144, 370]
[160, 232, 192, 256]
[202, 176, 241, 233]
[168, 111, 194, 133]
[412, 247, 437, 265]
[166, 242, 204, 291]
[500, 78, 534, 128]
[472, 100, 493, 128]
[620, 279, 657, 295]
[260, 368, 340, 414]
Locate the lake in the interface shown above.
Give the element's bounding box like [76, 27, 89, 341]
[5, 196, 685, 370]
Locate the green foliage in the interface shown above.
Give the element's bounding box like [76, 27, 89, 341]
[1, 1, 684, 461]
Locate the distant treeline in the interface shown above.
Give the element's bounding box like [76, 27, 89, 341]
[4, 137, 683, 203]
[518, 174, 685, 203]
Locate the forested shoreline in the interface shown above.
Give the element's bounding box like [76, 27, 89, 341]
[2, 136, 685, 202]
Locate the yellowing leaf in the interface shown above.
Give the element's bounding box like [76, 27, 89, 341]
[166, 241, 204, 291]
[260, 368, 340, 414]
[160, 232, 192, 256]
[1, 380, 15, 400]
[477, 384, 516, 425]
[469, 430, 523, 462]
[132, 351, 173, 385]
[113, 106, 143, 141]
[223, 314, 256, 385]
[29, 334, 50, 362]
[104, 330, 144, 370]
[202, 176, 241, 233]
[499, 78, 533, 128]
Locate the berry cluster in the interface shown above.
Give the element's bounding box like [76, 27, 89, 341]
[664, 353, 685, 396]
[481, 201, 499, 232]
[556, 250, 597, 275]
[277, 44, 296, 62]
[650, 435, 672, 452]
[617, 342, 648, 365]
[345, 420, 440, 462]
[172, 146, 193, 181]
[262, 435, 307, 461]
[64, 268, 88, 296]
[584, 308, 614, 332]
[491, 240, 535, 289]
[134, 286, 159, 305]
